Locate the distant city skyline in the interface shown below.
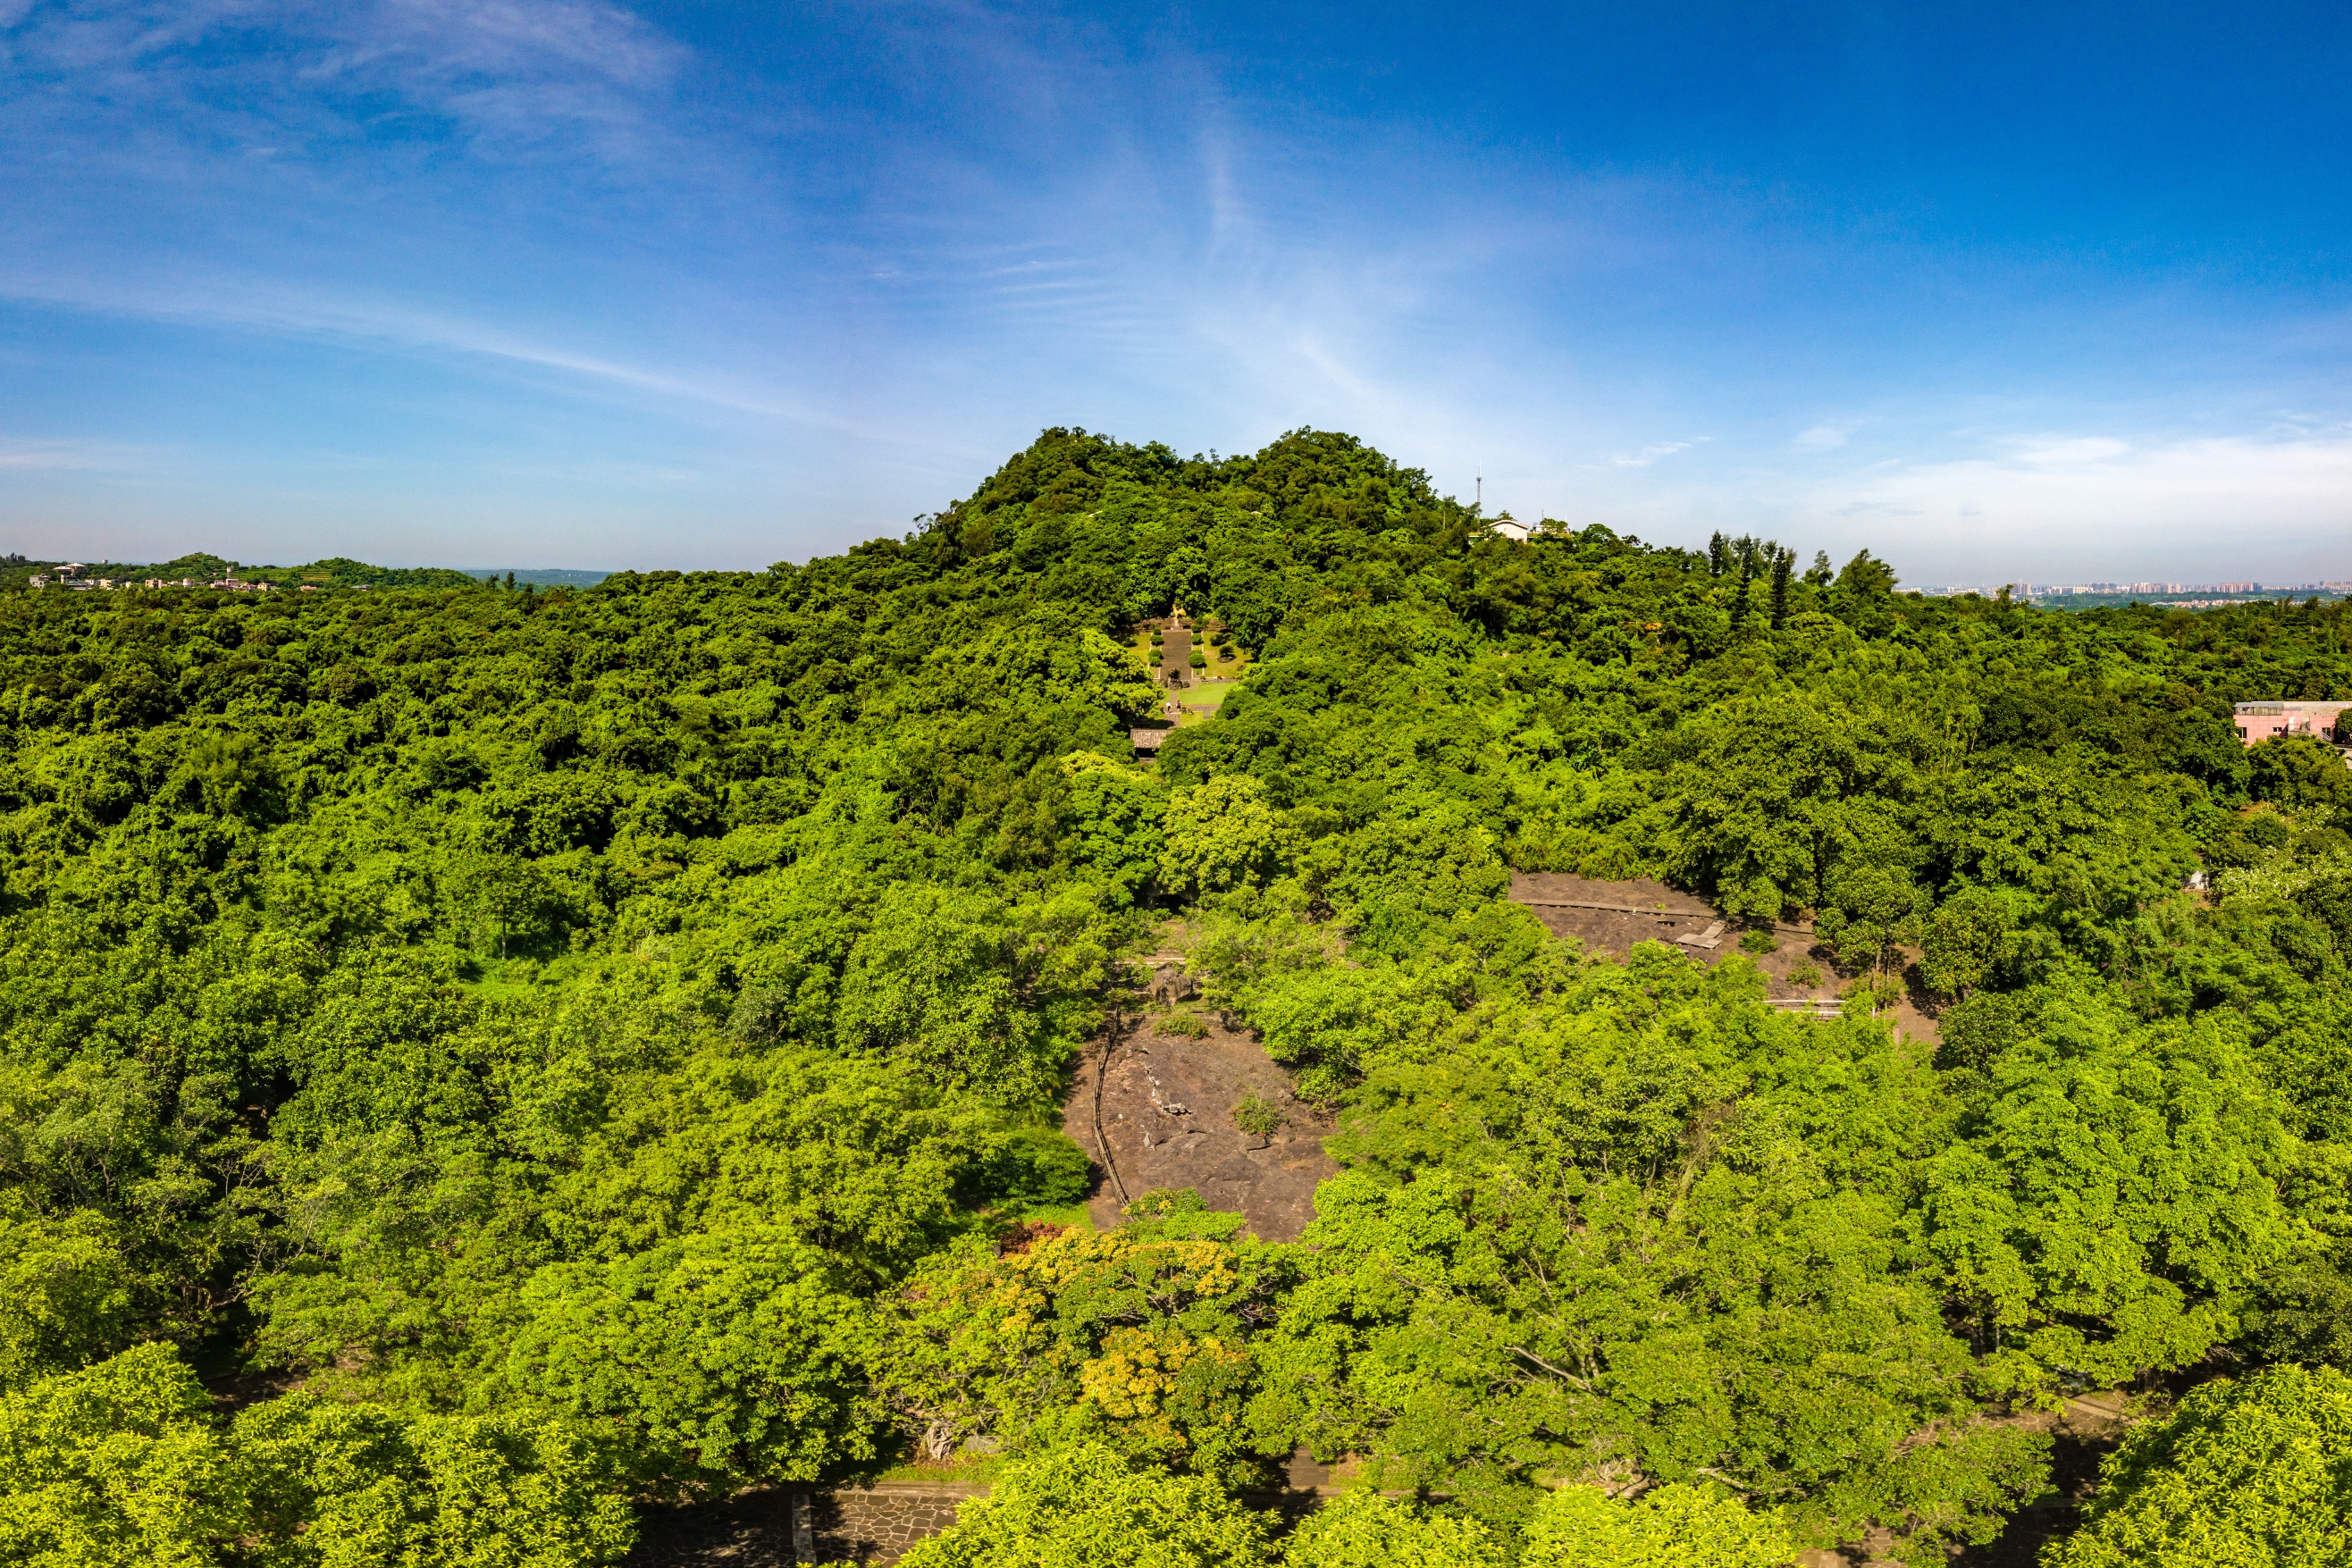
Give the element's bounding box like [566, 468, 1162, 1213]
[4, 2, 2350, 582]
[1935, 579, 2352, 597]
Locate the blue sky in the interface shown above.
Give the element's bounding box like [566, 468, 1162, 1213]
[3, 1, 2349, 582]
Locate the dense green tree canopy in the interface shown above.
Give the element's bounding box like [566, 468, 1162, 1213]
[0, 426, 2348, 1561]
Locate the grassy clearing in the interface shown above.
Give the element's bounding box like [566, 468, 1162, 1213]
[1174, 680, 1241, 725]
[869, 1453, 1011, 1484]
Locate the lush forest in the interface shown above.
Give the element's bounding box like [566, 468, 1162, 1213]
[3, 427, 2351, 1566]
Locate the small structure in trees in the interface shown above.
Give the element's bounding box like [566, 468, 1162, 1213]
[2233, 700, 2349, 747]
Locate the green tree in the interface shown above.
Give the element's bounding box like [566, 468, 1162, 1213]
[1633, 692, 1924, 920]
[2249, 734, 2352, 812]
[1250, 945, 2047, 1557]
[1921, 994, 2300, 1393]
[1281, 1488, 1496, 1567]
[0, 1198, 135, 1390]
[1834, 549, 1899, 603]
[504, 1228, 878, 1493]
[1054, 751, 1167, 903]
[897, 1443, 1275, 1568]
[0, 1344, 634, 1568]
[874, 1223, 1288, 1482]
[1158, 775, 1293, 899]
[233, 1394, 635, 1567]
[1818, 863, 1927, 978]
[1523, 1483, 1796, 1567]
[1919, 886, 2020, 999]
[0, 1342, 242, 1568]
[2045, 1365, 2352, 1568]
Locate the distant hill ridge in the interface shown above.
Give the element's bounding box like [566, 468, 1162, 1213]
[0, 553, 608, 591]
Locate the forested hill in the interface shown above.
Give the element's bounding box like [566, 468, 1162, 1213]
[3, 426, 2351, 1567]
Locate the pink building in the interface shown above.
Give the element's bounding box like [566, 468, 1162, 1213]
[2233, 701, 2350, 746]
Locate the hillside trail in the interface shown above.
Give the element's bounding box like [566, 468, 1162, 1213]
[1061, 949, 1335, 1242]
[1162, 616, 1190, 681]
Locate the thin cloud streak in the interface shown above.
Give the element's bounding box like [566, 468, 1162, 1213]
[0, 438, 138, 471]
[0, 271, 935, 449]
[1610, 440, 1697, 467]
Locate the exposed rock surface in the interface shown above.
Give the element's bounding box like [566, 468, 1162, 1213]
[1061, 963, 1336, 1241]
[1509, 871, 1942, 1045]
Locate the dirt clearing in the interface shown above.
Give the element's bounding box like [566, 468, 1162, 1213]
[1061, 960, 1336, 1242]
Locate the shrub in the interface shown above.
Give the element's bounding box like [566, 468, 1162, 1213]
[1789, 960, 1822, 988]
[1232, 1093, 1282, 1140]
[1739, 927, 1777, 954]
[1188, 649, 1206, 669]
[1842, 974, 1904, 1010]
[1154, 1008, 1209, 1040]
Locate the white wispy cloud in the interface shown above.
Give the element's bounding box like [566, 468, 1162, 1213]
[316, 0, 685, 151]
[2012, 435, 2130, 465]
[0, 437, 136, 471]
[3, 0, 2348, 576]
[4, 0, 686, 167]
[1793, 427, 2352, 578]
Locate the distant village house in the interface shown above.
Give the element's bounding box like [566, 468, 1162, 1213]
[2233, 700, 2350, 748]
[28, 565, 269, 593]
